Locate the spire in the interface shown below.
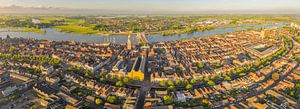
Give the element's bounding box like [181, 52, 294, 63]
[127, 31, 132, 50]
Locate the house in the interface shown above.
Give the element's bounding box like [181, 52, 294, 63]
[46, 76, 60, 84]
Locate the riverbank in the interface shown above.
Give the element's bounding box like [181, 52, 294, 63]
[15, 28, 45, 34]
[0, 27, 45, 34]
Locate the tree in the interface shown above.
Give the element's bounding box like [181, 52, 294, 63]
[123, 77, 130, 83]
[110, 75, 116, 80]
[167, 80, 174, 86]
[224, 76, 231, 81]
[190, 78, 197, 84]
[116, 81, 123, 87]
[196, 62, 204, 69]
[175, 80, 183, 86]
[83, 102, 90, 109]
[183, 80, 189, 85]
[272, 72, 279, 80]
[168, 85, 176, 92]
[163, 95, 173, 105]
[159, 80, 166, 87]
[201, 99, 209, 106]
[107, 96, 117, 104]
[215, 63, 222, 68]
[9, 47, 15, 52]
[204, 77, 210, 81]
[198, 77, 203, 83]
[100, 78, 105, 83]
[95, 98, 103, 105]
[105, 74, 110, 79]
[186, 84, 193, 90]
[207, 81, 215, 86]
[29, 104, 39, 109]
[239, 73, 246, 77]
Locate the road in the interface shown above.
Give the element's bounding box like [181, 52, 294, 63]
[135, 48, 152, 109]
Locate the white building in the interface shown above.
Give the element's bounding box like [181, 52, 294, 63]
[1, 85, 17, 97]
[176, 92, 186, 102]
[291, 23, 300, 29]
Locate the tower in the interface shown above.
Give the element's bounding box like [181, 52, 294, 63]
[127, 32, 132, 50]
[260, 29, 265, 38]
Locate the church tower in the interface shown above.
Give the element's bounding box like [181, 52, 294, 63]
[260, 29, 265, 38]
[127, 32, 132, 50]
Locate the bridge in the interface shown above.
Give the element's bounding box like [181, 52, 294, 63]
[136, 32, 148, 44]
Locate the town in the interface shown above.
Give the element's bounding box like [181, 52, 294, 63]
[0, 22, 300, 109]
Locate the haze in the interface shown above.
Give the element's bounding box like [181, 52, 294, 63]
[0, 0, 300, 14]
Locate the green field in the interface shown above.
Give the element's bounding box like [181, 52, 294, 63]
[55, 26, 99, 34]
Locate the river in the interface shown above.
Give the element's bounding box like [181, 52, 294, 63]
[0, 23, 288, 44]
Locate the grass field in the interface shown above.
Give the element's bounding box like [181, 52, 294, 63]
[55, 26, 99, 34]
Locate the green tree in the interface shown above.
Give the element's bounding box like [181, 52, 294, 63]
[201, 99, 209, 106]
[168, 85, 176, 92]
[198, 77, 203, 82]
[239, 73, 246, 77]
[204, 77, 210, 81]
[196, 62, 204, 69]
[163, 95, 173, 105]
[175, 80, 183, 86]
[116, 81, 123, 87]
[105, 74, 110, 79]
[190, 78, 197, 84]
[186, 84, 193, 90]
[83, 102, 90, 109]
[100, 78, 105, 83]
[123, 77, 130, 83]
[167, 80, 174, 86]
[159, 80, 166, 87]
[9, 47, 15, 52]
[110, 75, 116, 80]
[215, 63, 222, 68]
[224, 76, 231, 81]
[95, 98, 103, 105]
[107, 96, 117, 104]
[207, 81, 215, 86]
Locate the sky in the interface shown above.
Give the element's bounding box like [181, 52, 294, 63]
[0, 0, 300, 14]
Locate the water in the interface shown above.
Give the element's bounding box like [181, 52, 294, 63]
[0, 23, 287, 44]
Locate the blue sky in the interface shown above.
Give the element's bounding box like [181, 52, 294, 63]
[0, 0, 300, 11]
